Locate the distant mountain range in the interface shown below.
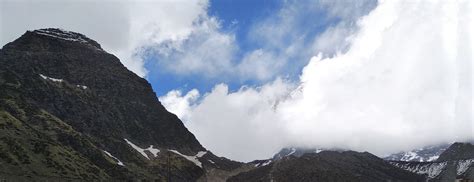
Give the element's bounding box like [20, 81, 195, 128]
[384, 143, 451, 162]
[245, 142, 474, 181]
[232, 151, 425, 182]
[0, 28, 472, 181]
[390, 142, 474, 181]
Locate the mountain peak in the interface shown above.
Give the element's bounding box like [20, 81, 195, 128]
[0, 29, 215, 180]
[31, 28, 102, 50]
[436, 142, 474, 162]
[384, 143, 451, 162]
[1, 28, 103, 51]
[273, 147, 323, 160]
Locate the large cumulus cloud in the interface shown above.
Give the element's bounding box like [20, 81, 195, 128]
[161, 0, 473, 162]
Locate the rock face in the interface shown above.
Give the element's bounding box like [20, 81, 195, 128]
[0, 28, 240, 181]
[384, 143, 450, 162]
[2, 28, 204, 153]
[228, 151, 425, 182]
[436, 142, 474, 162]
[389, 142, 474, 181]
[272, 147, 324, 160]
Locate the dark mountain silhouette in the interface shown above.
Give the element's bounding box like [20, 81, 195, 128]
[228, 151, 425, 182]
[436, 142, 474, 162]
[0, 28, 240, 181]
[389, 142, 474, 181]
[384, 143, 450, 162]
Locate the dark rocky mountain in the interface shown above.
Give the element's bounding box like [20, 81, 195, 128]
[436, 142, 474, 162]
[272, 147, 323, 160]
[389, 142, 474, 181]
[384, 143, 451, 162]
[0, 28, 241, 181]
[232, 142, 474, 182]
[228, 151, 425, 182]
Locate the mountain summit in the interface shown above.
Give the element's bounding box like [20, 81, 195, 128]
[1, 28, 205, 153]
[30, 28, 103, 50]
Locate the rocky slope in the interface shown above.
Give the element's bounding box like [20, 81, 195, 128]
[229, 143, 474, 182]
[228, 151, 425, 182]
[272, 147, 324, 160]
[389, 142, 474, 181]
[384, 143, 450, 162]
[0, 28, 241, 181]
[436, 142, 474, 162]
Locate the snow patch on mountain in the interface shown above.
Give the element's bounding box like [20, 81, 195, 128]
[390, 161, 447, 178]
[261, 160, 272, 167]
[169, 150, 206, 168]
[287, 148, 296, 156]
[124, 138, 160, 160]
[39, 74, 63, 83]
[146, 145, 160, 157]
[384, 144, 450, 162]
[40, 74, 89, 90]
[196, 151, 207, 158]
[401, 152, 419, 161]
[31, 28, 103, 50]
[273, 147, 326, 160]
[427, 156, 439, 162]
[456, 159, 474, 175]
[252, 159, 273, 167]
[103, 150, 125, 166]
[33, 29, 88, 43]
[76, 85, 88, 89]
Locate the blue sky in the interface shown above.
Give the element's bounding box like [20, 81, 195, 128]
[145, 0, 284, 95]
[145, 0, 377, 96]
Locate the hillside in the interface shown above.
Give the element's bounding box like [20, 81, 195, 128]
[0, 28, 240, 181]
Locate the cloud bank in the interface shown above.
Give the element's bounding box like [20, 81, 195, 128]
[161, 0, 473, 162]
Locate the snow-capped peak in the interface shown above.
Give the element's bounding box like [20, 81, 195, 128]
[384, 143, 450, 162]
[31, 28, 102, 50]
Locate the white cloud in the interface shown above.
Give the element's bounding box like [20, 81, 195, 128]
[284, 0, 473, 155]
[240, 0, 377, 81]
[150, 17, 238, 78]
[162, 0, 473, 162]
[159, 89, 200, 121]
[162, 79, 296, 161]
[0, 0, 375, 82]
[310, 22, 355, 57]
[0, 0, 209, 77]
[237, 49, 286, 81]
[142, 0, 376, 82]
